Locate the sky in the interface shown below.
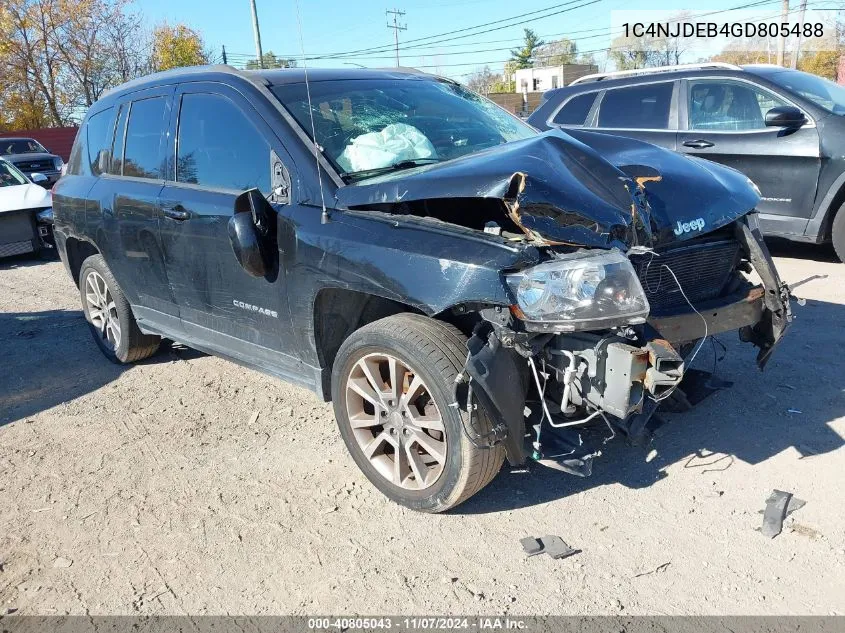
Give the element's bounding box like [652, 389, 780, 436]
[137, 0, 835, 79]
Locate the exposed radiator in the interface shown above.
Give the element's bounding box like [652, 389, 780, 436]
[630, 238, 741, 316]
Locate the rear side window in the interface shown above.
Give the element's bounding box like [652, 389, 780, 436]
[598, 82, 674, 129]
[87, 108, 113, 176]
[551, 92, 597, 126]
[175, 93, 270, 192]
[123, 97, 167, 179]
[67, 108, 112, 176]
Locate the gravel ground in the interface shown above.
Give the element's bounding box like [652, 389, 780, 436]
[1, 242, 844, 616]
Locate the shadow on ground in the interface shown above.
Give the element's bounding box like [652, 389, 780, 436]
[0, 309, 202, 426]
[765, 237, 840, 263]
[458, 293, 845, 514]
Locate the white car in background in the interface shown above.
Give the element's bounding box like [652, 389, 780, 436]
[0, 158, 54, 259]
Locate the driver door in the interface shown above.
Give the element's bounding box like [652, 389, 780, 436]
[157, 82, 298, 364]
[678, 78, 821, 228]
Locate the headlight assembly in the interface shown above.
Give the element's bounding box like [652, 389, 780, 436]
[53, 157, 64, 170]
[506, 249, 650, 331]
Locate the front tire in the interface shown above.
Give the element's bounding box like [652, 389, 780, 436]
[832, 204, 845, 263]
[331, 314, 504, 513]
[78, 254, 161, 363]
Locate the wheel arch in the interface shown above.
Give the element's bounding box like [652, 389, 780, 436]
[64, 237, 102, 287]
[809, 172, 845, 242]
[312, 287, 423, 376]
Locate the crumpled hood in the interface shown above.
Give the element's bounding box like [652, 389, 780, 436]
[0, 183, 52, 214]
[334, 128, 760, 249]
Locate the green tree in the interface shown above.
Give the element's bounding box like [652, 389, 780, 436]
[510, 28, 545, 69]
[152, 23, 208, 72]
[245, 51, 297, 70]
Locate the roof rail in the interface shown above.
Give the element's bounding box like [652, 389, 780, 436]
[569, 62, 743, 85]
[101, 64, 253, 98]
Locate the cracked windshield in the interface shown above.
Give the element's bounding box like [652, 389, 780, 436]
[273, 78, 536, 179]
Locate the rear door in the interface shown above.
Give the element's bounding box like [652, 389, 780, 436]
[678, 78, 821, 228]
[591, 80, 679, 150]
[87, 87, 180, 330]
[157, 81, 297, 362]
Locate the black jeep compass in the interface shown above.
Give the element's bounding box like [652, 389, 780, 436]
[53, 65, 792, 512]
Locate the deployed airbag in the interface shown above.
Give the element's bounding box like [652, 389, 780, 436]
[337, 123, 437, 173]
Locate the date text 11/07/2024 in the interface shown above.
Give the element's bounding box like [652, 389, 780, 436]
[307, 617, 528, 630]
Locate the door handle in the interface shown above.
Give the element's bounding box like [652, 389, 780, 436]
[683, 139, 715, 149]
[162, 203, 190, 221]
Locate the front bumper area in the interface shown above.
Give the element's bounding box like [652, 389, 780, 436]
[462, 216, 792, 471]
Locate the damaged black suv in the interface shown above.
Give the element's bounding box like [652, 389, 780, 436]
[53, 66, 793, 512]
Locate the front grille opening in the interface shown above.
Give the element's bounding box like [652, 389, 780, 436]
[630, 238, 742, 316]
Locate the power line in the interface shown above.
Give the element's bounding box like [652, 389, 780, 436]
[225, 0, 793, 65]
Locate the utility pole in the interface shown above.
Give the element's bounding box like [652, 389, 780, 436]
[250, 0, 264, 68]
[776, 0, 789, 66]
[791, 0, 808, 69]
[222, 45, 228, 65]
[386, 9, 407, 67]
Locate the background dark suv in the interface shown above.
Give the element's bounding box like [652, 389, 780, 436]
[0, 136, 64, 186]
[528, 62, 845, 261]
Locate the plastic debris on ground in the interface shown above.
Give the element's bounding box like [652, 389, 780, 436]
[521, 535, 579, 560]
[760, 489, 806, 539]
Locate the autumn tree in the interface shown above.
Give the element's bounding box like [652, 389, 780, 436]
[151, 23, 209, 72]
[0, 0, 161, 129]
[510, 29, 545, 69]
[245, 51, 297, 70]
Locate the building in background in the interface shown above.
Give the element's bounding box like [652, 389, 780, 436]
[514, 64, 598, 93]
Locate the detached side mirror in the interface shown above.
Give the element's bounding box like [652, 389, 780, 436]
[765, 106, 807, 129]
[228, 188, 277, 278]
[30, 172, 48, 184]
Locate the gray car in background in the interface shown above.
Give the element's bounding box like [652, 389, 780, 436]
[528, 62, 845, 261]
[0, 137, 64, 186]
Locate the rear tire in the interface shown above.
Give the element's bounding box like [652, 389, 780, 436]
[832, 204, 845, 263]
[78, 254, 161, 363]
[331, 313, 505, 513]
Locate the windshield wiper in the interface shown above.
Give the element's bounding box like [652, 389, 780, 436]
[340, 158, 441, 181]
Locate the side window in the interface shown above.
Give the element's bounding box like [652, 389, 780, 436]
[67, 108, 112, 176]
[688, 81, 788, 131]
[552, 92, 597, 126]
[176, 92, 270, 192]
[598, 82, 674, 129]
[109, 103, 129, 176]
[87, 108, 113, 176]
[123, 96, 167, 179]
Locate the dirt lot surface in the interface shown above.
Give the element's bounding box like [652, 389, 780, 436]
[1, 243, 844, 616]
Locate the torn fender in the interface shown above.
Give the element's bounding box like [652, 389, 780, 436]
[464, 329, 527, 466]
[335, 129, 761, 249]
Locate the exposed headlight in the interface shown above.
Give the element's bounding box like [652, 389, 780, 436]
[36, 207, 53, 224]
[506, 249, 650, 331]
[53, 157, 63, 170]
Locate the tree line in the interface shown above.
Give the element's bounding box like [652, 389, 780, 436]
[0, 0, 293, 131]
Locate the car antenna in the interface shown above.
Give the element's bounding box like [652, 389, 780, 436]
[294, 0, 330, 224]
